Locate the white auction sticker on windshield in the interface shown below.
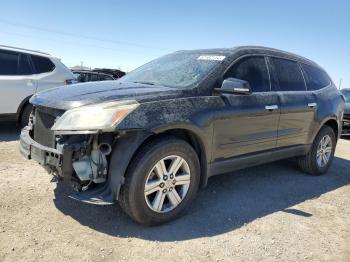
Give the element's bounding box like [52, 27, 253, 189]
[197, 55, 226, 61]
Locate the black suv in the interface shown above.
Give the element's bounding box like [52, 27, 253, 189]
[72, 70, 115, 82]
[20, 46, 345, 225]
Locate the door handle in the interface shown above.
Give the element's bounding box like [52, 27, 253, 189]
[308, 102, 317, 108]
[26, 79, 35, 87]
[265, 105, 278, 111]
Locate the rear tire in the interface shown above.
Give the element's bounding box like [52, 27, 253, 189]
[119, 137, 200, 226]
[297, 126, 336, 176]
[20, 103, 32, 128]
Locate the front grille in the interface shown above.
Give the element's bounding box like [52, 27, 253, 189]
[33, 107, 64, 148]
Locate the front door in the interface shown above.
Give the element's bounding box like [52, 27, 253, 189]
[212, 55, 280, 160]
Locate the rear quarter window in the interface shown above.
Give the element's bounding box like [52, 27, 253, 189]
[271, 57, 306, 91]
[31, 55, 55, 74]
[301, 64, 330, 90]
[18, 54, 33, 75]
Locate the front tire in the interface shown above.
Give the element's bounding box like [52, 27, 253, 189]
[297, 126, 336, 176]
[119, 137, 200, 226]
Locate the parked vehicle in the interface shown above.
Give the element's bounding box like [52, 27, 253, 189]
[72, 70, 115, 83]
[19, 46, 345, 225]
[0, 45, 75, 126]
[92, 68, 125, 79]
[340, 88, 350, 135]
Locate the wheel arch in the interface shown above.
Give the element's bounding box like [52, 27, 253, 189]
[16, 95, 32, 122]
[319, 117, 339, 139]
[105, 124, 211, 202]
[139, 124, 211, 188]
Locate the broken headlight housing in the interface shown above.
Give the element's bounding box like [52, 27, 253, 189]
[51, 100, 139, 132]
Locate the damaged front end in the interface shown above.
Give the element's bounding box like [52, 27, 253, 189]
[20, 115, 113, 193]
[19, 100, 148, 205]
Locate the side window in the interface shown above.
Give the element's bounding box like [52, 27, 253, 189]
[224, 56, 270, 92]
[18, 54, 33, 75]
[271, 57, 306, 91]
[73, 72, 81, 80]
[99, 74, 113, 81]
[90, 74, 99, 81]
[301, 64, 330, 90]
[0, 50, 19, 75]
[81, 73, 89, 82]
[31, 55, 55, 74]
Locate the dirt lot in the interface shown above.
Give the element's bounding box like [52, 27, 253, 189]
[0, 123, 349, 262]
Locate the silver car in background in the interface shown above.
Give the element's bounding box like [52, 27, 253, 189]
[0, 45, 75, 126]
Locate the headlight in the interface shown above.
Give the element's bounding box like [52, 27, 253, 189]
[51, 100, 139, 132]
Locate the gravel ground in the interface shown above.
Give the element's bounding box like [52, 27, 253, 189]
[0, 123, 349, 262]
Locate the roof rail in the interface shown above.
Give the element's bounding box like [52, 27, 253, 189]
[0, 45, 51, 55]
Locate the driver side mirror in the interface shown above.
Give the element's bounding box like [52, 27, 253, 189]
[214, 78, 251, 95]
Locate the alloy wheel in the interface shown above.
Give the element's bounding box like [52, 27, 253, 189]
[144, 155, 191, 213]
[316, 134, 332, 167]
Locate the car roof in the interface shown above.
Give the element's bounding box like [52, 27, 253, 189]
[0, 45, 54, 58]
[177, 45, 320, 67]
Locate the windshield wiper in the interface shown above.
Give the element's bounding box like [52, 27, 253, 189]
[133, 81, 156, 86]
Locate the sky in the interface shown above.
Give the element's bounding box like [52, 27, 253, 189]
[0, 0, 349, 87]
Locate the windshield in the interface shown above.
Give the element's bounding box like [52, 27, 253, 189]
[342, 90, 350, 103]
[120, 53, 225, 88]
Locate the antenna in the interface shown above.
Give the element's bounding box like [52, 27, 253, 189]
[338, 79, 342, 90]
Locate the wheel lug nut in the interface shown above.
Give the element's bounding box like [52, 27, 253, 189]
[172, 180, 176, 184]
[170, 174, 174, 179]
[163, 175, 168, 181]
[169, 187, 173, 191]
[163, 189, 167, 193]
[160, 183, 165, 188]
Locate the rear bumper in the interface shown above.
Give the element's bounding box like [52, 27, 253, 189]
[19, 127, 62, 168]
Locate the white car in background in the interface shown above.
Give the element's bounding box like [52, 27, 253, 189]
[0, 45, 75, 126]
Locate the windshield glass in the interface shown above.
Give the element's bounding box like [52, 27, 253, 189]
[120, 53, 225, 88]
[342, 90, 350, 103]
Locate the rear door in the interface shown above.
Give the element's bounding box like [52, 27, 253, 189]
[0, 50, 36, 114]
[269, 57, 317, 147]
[212, 55, 280, 160]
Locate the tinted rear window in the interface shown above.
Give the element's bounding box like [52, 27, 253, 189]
[0, 50, 19, 75]
[18, 55, 33, 75]
[301, 64, 330, 90]
[224, 56, 270, 92]
[31, 55, 55, 73]
[271, 57, 306, 91]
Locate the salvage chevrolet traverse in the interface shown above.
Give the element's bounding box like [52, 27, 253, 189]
[20, 46, 345, 225]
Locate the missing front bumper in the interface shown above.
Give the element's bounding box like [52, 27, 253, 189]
[20, 127, 62, 167]
[19, 127, 74, 177]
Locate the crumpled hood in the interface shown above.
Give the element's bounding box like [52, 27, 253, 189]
[30, 81, 189, 110]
